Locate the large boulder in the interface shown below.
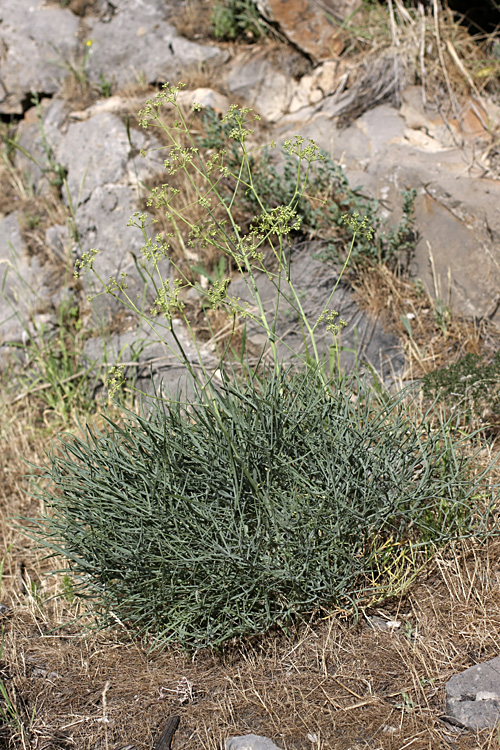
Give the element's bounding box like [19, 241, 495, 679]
[14, 99, 68, 195]
[83, 0, 228, 91]
[0, 0, 80, 114]
[56, 112, 139, 204]
[224, 50, 296, 122]
[0, 0, 228, 116]
[0, 213, 54, 364]
[276, 93, 500, 324]
[228, 243, 404, 384]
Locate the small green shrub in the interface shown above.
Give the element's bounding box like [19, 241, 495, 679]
[198, 109, 417, 269]
[27, 364, 494, 650]
[211, 0, 269, 40]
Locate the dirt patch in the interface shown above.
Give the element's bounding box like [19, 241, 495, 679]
[3, 539, 500, 749]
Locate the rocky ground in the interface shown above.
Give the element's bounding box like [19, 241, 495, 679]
[1, 0, 500, 748]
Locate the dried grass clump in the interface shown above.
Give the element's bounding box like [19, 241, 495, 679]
[332, 0, 500, 131]
[352, 262, 500, 379]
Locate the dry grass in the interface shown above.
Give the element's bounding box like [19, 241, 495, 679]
[174, 0, 219, 42]
[351, 262, 500, 450]
[351, 262, 500, 382]
[317, 0, 500, 149]
[348, 0, 500, 102]
[59, 72, 101, 111]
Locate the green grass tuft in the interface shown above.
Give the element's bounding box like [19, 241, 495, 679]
[25, 364, 496, 651]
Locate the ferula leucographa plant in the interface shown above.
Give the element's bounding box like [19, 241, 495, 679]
[74, 82, 373, 394]
[29, 84, 499, 652]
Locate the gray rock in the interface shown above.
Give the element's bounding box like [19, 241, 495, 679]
[0, 0, 80, 114]
[25, 105, 168, 328]
[14, 98, 68, 194]
[83, 0, 227, 92]
[225, 51, 295, 122]
[16, 98, 160, 200]
[82, 317, 211, 406]
[56, 112, 134, 205]
[45, 225, 71, 266]
[0, 212, 63, 370]
[54, 107, 163, 202]
[365, 615, 401, 632]
[177, 87, 230, 115]
[74, 184, 170, 324]
[226, 734, 283, 750]
[278, 99, 500, 324]
[445, 657, 500, 729]
[0, 213, 43, 348]
[3, 0, 498, 409]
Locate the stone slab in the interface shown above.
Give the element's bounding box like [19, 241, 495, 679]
[254, 0, 356, 61]
[0, 212, 56, 367]
[74, 184, 170, 325]
[446, 657, 500, 729]
[276, 102, 500, 323]
[224, 50, 295, 122]
[82, 317, 212, 407]
[228, 243, 404, 384]
[0, 0, 79, 114]
[56, 112, 133, 205]
[226, 734, 283, 750]
[84, 0, 227, 91]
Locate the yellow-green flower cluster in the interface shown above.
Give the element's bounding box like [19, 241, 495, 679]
[318, 309, 347, 336]
[150, 278, 186, 320]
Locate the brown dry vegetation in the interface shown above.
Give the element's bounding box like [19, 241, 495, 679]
[1, 1, 500, 748]
[352, 264, 500, 380]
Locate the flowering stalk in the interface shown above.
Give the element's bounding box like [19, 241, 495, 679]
[75, 82, 372, 400]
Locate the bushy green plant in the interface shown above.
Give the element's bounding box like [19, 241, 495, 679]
[23, 83, 498, 652]
[26, 364, 494, 650]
